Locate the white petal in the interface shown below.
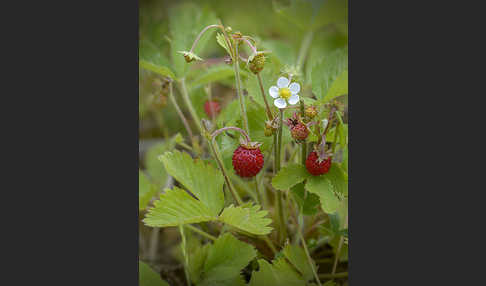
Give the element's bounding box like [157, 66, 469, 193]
[288, 94, 300, 105]
[269, 86, 279, 98]
[274, 98, 287, 108]
[289, 82, 300, 94]
[277, 77, 289, 88]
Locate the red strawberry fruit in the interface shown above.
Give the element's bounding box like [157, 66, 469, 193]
[232, 145, 264, 178]
[306, 151, 332, 176]
[204, 100, 221, 118]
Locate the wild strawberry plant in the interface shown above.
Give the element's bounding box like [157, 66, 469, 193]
[139, 1, 348, 285]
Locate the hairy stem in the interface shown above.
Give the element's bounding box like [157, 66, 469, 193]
[234, 42, 250, 136]
[179, 78, 203, 135]
[203, 124, 243, 205]
[185, 224, 216, 241]
[189, 24, 222, 53]
[211, 126, 251, 144]
[275, 109, 286, 242]
[168, 81, 194, 142]
[299, 230, 322, 286]
[178, 225, 191, 286]
[318, 272, 348, 279]
[242, 38, 258, 54]
[331, 212, 348, 276]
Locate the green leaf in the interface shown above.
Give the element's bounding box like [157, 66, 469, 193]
[216, 33, 231, 56]
[272, 163, 310, 190]
[311, 48, 348, 102]
[219, 204, 273, 235]
[282, 244, 315, 281]
[169, 3, 217, 78]
[197, 233, 257, 286]
[139, 171, 158, 210]
[160, 150, 224, 216]
[249, 258, 306, 286]
[139, 261, 169, 286]
[189, 65, 236, 89]
[139, 59, 176, 79]
[290, 183, 320, 215]
[143, 187, 215, 227]
[324, 70, 348, 104]
[306, 176, 340, 214]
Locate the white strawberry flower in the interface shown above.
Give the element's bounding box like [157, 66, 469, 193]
[269, 77, 300, 109]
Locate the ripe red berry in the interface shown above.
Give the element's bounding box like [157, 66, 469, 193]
[232, 145, 264, 178]
[204, 100, 221, 118]
[291, 122, 309, 141]
[306, 151, 332, 176]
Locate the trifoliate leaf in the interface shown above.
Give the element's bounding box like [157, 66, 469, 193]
[143, 187, 215, 227]
[311, 48, 348, 102]
[139, 170, 158, 210]
[306, 176, 340, 214]
[160, 150, 224, 215]
[219, 204, 273, 235]
[282, 244, 316, 282]
[198, 233, 257, 286]
[139, 59, 176, 79]
[139, 261, 169, 286]
[248, 258, 306, 286]
[272, 163, 310, 190]
[216, 32, 231, 56]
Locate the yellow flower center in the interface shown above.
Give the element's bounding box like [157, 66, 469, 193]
[279, 88, 291, 100]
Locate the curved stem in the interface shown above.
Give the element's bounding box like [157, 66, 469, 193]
[211, 126, 251, 144]
[242, 38, 258, 54]
[189, 24, 223, 53]
[203, 124, 243, 205]
[234, 42, 250, 136]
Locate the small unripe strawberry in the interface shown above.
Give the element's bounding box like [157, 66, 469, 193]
[305, 105, 317, 119]
[204, 100, 221, 118]
[249, 53, 266, 74]
[232, 145, 264, 178]
[290, 122, 309, 141]
[306, 151, 332, 176]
